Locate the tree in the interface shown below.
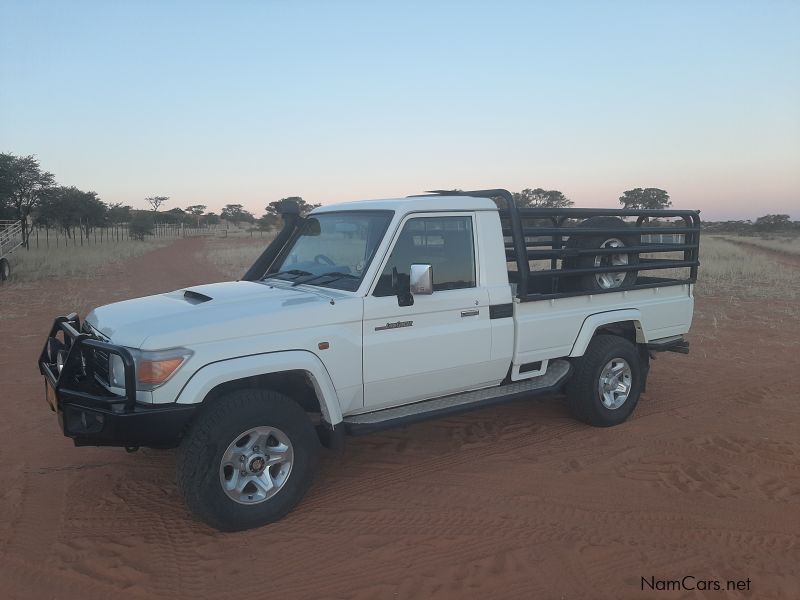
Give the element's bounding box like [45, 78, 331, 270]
[0, 153, 55, 246]
[185, 204, 207, 227]
[145, 195, 169, 211]
[257, 213, 281, 231]
[754, 214, 791, 231]
[0, 154, 15, 219]
[265, 196, 320, 218]
[129, 211, 154, 240]
[162, 207, 188, 224]
[205, 212, 220, 225]
[36, 186, 107, 237]
[107, 202, 132, 224]
[513, 188, 573, 208]
[221, 203, 254, 226]
[619, 188, 671, 210]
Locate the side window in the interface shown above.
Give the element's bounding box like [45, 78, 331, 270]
[373, 216, 476, 297]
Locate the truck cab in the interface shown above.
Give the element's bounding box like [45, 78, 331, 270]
[39, 189, 700, 530]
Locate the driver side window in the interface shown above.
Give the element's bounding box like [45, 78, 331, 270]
[373, 216, 476, 297]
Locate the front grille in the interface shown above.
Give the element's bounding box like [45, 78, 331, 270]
[91, 348, 110, 383]
[81, 322, 110, 383]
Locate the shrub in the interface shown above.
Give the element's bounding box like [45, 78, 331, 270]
[129, 212, 154, 240]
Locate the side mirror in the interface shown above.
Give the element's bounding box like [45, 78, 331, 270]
[410, 264, 433, 295]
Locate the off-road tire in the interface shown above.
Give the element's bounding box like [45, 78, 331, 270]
[0, 258, 10, 282]
[176, 389, 319, 531]
[564, 216, 639, 291]
[566, 335, 642, 427]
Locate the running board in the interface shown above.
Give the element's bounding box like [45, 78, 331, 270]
[344, 359, 572, 435]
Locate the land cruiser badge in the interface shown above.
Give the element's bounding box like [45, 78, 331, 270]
[375, 320, 413, 331]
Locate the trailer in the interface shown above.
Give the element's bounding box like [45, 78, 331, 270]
[0, 220, 23, 281]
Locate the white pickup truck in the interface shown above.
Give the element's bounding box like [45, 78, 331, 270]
[39, 189, 700, 531]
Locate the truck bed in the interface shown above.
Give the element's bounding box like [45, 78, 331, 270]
[512, 283, 693, 367]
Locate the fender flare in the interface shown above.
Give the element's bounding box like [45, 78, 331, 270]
[175, 350, 343, 425]
[568, 309, 645, 357]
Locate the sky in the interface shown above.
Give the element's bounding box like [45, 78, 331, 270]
[1, 0, 798, 221]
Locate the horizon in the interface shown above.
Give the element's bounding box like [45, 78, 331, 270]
[1, 1, 798, 221]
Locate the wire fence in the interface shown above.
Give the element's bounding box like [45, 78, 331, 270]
[28, 223, 222, 249]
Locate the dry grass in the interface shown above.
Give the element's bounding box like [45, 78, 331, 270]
[635, 236, 798, 300]
[694, 237, 799, 299]
[203, 235, 275, 279]
[714, 234, 800, 256]
[5, 238, 170, 282]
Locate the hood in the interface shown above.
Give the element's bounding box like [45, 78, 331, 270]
[85, 280, 351, 349]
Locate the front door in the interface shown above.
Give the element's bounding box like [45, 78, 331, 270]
[362, 213, 493, 410]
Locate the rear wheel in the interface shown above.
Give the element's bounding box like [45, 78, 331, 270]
[176, 389, 319, 531]
[566, 335, 643, 427]
[0, 258, 10, 282]
[564, 216, 639, 291]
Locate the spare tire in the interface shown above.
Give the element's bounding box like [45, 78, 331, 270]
[563, 216, 639, 291]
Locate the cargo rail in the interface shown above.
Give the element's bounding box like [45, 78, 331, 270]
[421, 189, 701, 301]
[0, 220, 23, 279]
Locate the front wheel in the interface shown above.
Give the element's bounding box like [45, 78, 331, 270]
[176, 389, 319, 531]
[566, 335, 643, 427]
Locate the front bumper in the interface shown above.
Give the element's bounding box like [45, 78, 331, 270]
[38, 314, 196, 448]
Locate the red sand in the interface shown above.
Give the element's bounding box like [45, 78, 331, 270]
[1, 238, 798, 599]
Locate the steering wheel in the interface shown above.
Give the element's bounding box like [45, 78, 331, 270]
[314, 254, 335, 266]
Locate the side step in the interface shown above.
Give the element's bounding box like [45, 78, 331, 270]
[344, 359, 572, 435]
[647, 335, 690, 355]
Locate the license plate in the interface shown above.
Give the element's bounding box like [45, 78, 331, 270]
[45, 380, 57, 412]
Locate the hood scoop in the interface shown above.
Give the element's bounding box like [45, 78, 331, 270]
[183, 290, 213, 304]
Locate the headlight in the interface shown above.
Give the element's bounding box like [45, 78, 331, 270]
[108, 353, 126, 387]
[108, 348, 192, 391]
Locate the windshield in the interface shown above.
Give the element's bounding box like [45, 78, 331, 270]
[266, 210, 393, 291]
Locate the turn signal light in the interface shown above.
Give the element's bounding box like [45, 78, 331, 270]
[138, 357, 185, 386]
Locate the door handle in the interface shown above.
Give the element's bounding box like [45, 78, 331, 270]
[461, 309, 480, 318]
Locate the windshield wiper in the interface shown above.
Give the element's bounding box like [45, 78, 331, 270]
[291, 271, 359, 286]
[262, 269, 312, 281]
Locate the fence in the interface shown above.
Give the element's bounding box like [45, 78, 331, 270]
[1, 220, 24, 258]
[641, 233, 686, 244]
[28, 222, 222, 249]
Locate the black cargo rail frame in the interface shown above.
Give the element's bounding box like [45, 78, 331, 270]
[422, 189, 700, 301]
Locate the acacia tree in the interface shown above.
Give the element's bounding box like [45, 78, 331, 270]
[145, 195, 169, 211]
[259, 196, 320, 230]
[221, 203, 254, 226]
[619, 188, 671, 210]
[163, 207, 189, 224]
[107, 202, 132, 224]
[265, 196, 320, 218]
[186, 204, 207, 227]
[513, 188, 573, 208]
[257, 212, 280, 231]
[36, 186, 106, 237]
[754, 214, 791, 231]
[0, 153, 55, 247]
[0, 154, 14, 219]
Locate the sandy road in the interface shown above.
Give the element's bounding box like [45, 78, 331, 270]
[1, 238, 798, 599]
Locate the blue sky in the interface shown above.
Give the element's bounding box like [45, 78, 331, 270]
[1, 0, 798, 219]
